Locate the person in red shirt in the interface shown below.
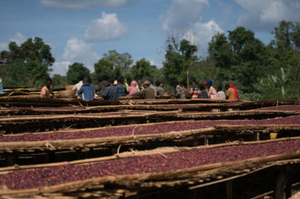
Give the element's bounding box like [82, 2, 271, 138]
[229, 83, 239, 100]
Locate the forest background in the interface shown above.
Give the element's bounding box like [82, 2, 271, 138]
[1, 20, 300, 100]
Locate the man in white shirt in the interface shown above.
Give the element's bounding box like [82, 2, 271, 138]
[72, 75, 84, 98]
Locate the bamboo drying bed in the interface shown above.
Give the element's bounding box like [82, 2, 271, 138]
[0, 105, 127, 115]
[1, 138, 300, 199]
[2, 109, 300, 134]
[0, 111, 176, 132]
[0, 97, 121, 107]
[115, 100, 300, 112]
[175, 109, 300, 120]
[119, 98, 234, 105]
[1, 117, 300, 163]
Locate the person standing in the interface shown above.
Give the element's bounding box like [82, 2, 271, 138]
[182, 83, 189, 98]
[132, 80, 155, 99]
[77, 77, 94, 101]
[40, 78, 54, 98]
[174, 80, 185, 99]
[101, 78, 119, 100]
[190, 77, 199, 99]
[206, 80, 218, 99]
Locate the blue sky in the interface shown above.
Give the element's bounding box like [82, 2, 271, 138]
[1, 0, 300, 76]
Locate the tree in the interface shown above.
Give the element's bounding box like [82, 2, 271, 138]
[93, 50, 133, 83]
[208, 33, 232, 69]
[102, 50, 133, 73]
[0, 37, 55, 87]
[163, 38, 198, 85]
[93, 58, 114, 83]
[52, 74, 67, 88]
[291, 22, 300, 51]
[66, 62, 90, 84]
[272, 20, 294, 51]
[208, 27, 268, 92]
[131, 58, 152, 80]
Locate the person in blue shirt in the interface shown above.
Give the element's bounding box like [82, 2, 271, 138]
[117, 76, 126, 97]
[77, 77, 94, 101]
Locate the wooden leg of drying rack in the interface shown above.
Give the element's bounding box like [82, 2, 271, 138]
[226, 180, 233, 199]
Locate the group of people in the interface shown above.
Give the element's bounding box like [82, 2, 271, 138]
[176, 78, 239, 100]
[92, 76, 164, 101]
[54, 75, 165, 101]
[40, 76, 238, 101]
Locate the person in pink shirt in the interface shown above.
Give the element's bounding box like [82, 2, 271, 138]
[127, 80, 139, 95]
[207, 80, 218, 99]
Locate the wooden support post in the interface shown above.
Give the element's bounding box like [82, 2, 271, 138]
[256, 132, 260, 141]
[191, 188, 202, 199]
[45, 151, 56, 163]
[285, 181, 292, 199]
[6, 153, 16, 166]
[285, 165, 293, 199]
[274, 167, 285, 199]
[204, 135, 209, 145]
[226, 180, 233, 199]
[274, 165, 293, 199]
[193, 137, 199, 146]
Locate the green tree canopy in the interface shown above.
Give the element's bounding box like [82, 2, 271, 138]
[93, 50, 133, 83]
[102, 50, 133, 73]
[52, 74, 67, 88]
[163, 38, 198, 85]
[0, 37, 55, 87]
[208, 27, 268, 92]
[131, 58, 152, 80]
[66, 62, 90, 84]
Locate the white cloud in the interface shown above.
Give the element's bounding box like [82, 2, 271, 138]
[0, 42, 8, 52]
[161, 0, 209, 32]
[235, 0, 300, 30]
[149, 60, 156, 66]
[10, 32, 26, 45]
[0, 33, 26, 52]
[184, 21, 223, 56]
[160, 0, 223, 57]
[61, 37, 99, 73]
[39, 0, 135, 10]
[51, 61, 71, 76]
[84, 12, 127, 42]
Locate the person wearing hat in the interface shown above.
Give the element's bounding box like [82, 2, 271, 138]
[206, 80, 218, 99]
[131, 80, 155, 99]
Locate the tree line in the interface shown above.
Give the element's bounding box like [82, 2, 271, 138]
[1, 20, 300, 100]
